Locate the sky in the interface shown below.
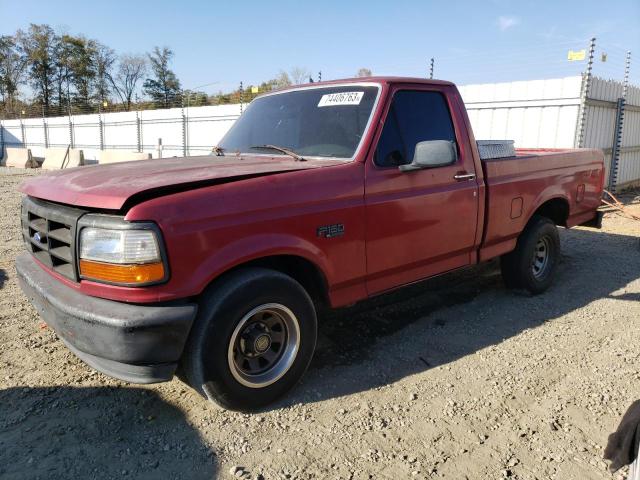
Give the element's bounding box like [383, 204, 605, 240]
[2, 0, 639, 96]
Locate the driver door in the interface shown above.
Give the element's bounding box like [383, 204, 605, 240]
[364, 86, 479, 295]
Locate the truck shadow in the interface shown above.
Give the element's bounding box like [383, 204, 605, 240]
[276, 226, 640, 408]
[0, 386, 217, 480]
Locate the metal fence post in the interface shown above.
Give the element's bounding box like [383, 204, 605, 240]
[575, 37, 596, 148]
[608, 51, 632, 192]
[20, 113, 26, 148]
[42, 106, 48, 149]
[136, 108, 142, 153]
[67, 101, 74, 148]
[0, 120, 4, 157]
[181, 93, 187, 157]
[622, 50, 631, 98]
[98, 105, 104, 151]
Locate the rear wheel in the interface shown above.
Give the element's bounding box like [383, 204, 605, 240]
[500, 215, 560, 294]
[181, 268, 317, 411]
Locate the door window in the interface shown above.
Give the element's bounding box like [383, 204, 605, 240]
[375, 91, 457, 167]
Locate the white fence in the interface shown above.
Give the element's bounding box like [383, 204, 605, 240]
[460, 75, 640, 189]
[0, 104, 242, 162]
[1, 75, 639, 189]
[583, 78, 640, 190]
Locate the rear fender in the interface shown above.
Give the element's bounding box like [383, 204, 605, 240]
[524, 188, 570, 227]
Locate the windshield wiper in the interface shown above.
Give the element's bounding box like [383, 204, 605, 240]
[250, 144, 306, 161]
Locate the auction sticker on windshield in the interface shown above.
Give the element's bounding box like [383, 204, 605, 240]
[318, 91, 364, 107]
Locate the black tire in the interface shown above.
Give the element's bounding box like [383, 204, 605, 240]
[500, 215, 560, 294]
[180, 267, 317, 411]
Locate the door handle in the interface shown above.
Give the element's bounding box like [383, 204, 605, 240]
[454, 173, 476, 181]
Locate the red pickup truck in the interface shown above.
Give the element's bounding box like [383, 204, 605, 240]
[16, 77, 604, 410]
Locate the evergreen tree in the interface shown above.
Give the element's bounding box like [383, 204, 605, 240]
[143, 46, 181, 107]
[16, 24, 57, 112]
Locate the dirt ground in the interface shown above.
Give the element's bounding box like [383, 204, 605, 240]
[1, 166, 639, 480]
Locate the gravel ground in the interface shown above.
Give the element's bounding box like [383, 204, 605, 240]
[0, 166, 639, 480]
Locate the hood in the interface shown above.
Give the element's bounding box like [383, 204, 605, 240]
[21, 155, 347, 210]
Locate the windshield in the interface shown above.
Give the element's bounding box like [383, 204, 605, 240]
[219, 85, 379, 159]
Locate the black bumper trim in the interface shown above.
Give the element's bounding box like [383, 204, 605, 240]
[16, 252, 198, 384]
[62, 339, 177, 383]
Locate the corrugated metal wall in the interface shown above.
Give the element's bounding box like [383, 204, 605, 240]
[620, 83, 640, 188]
[460, 75, 640, 189]
[459, 76, 583, 148]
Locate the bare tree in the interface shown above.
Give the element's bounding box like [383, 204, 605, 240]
[356, 68, 372, 77]
[274, 71, 292, 88]
[289, 66, 310, 85]
[109, 54, 146, 111]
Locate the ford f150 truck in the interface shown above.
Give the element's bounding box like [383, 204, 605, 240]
[16, 77, 604, 410]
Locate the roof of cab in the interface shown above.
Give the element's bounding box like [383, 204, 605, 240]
[271, 76, 455, 94]
[320, 76, 454, 86]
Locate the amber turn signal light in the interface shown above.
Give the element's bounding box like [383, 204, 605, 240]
[79, 259, 165, 285]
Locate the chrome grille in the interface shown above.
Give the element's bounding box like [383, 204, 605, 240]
[21, 197, 85, 281]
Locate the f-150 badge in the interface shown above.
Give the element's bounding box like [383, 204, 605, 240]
[317, 224, 345, 238]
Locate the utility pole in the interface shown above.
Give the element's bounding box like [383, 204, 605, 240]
[239, 81, 244, 114]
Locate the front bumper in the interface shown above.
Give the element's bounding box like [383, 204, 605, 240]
[16, 253, 197, 383]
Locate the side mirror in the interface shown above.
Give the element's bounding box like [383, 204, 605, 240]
[399, 140, 457, 172]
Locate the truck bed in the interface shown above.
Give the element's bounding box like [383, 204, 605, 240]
[479, 148, 604, 261]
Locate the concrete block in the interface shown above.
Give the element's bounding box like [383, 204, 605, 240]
[100, 150, 151, 164]
[42, 147, 85, 170]
[2, 147, 37, 168]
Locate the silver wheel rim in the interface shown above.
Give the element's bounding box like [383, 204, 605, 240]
[531, 235, 551, 279]
[227, 303, 300, 388]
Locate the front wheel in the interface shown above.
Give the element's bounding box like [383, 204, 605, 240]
[500, 215, 560, 294]
[181, 267, 317, 411]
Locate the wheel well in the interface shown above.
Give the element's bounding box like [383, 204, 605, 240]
[222, 255, 330, 307]
[532, 198, 569, 226]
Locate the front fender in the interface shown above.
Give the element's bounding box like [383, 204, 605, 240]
[192, 233, 334, 296]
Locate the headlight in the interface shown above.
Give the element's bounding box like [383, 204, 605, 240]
[78, 222, 167, 286]
[80, 229, 160, 264]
